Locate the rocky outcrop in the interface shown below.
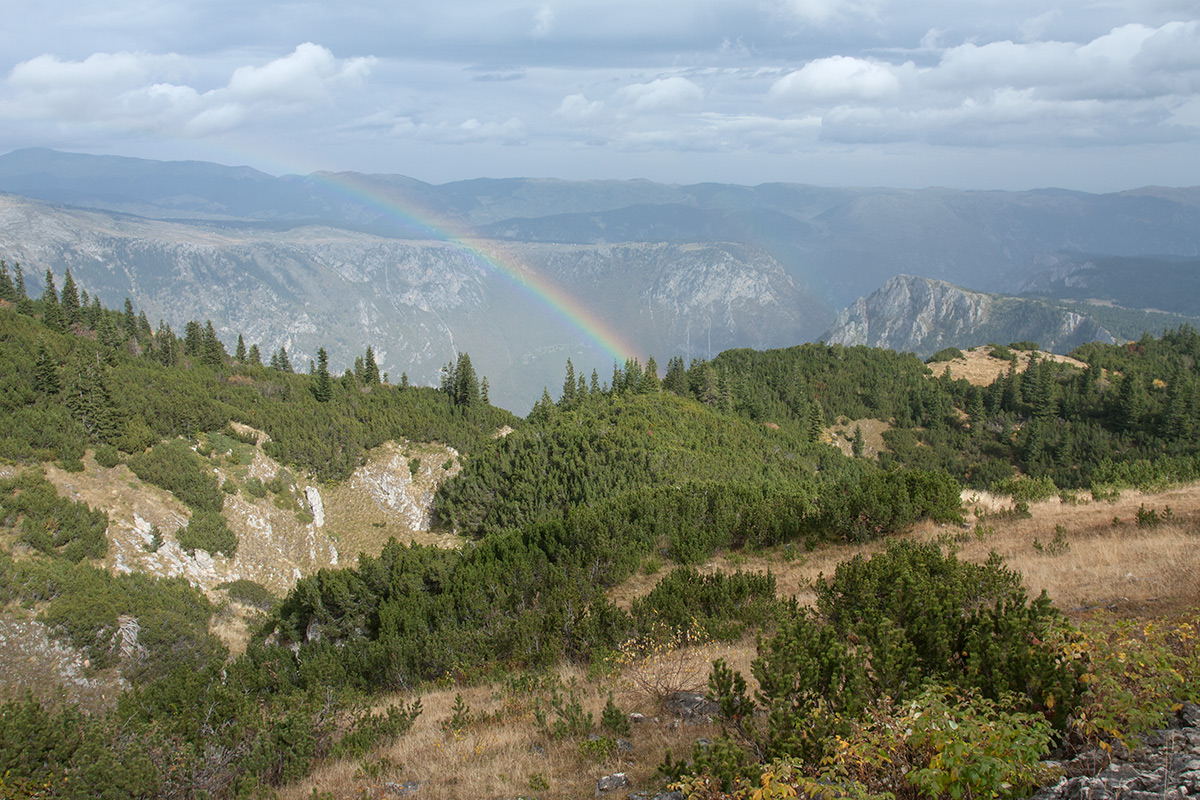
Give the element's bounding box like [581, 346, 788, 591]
[825, 275, 1116, 357]
[1034, 703, 1200, 800]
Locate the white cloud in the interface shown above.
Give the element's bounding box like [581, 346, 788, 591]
[3, 43, 374, 136]
[770, 56, 903, 102]
[555, 93, 606, 122]
[531, 5, 555, 37]
[226, 42, 372, 106]
[613, 76, 703, 112]
[773, 0, 885, 26]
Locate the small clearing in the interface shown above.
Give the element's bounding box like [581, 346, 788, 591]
[931, 346, 1088, 386]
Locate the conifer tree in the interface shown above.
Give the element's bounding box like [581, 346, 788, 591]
[137, 310, 152, 344]
[0, 260, 14, 302]
[663, 355, 688, 395]
[640, 356, 661, 393]
[400, 372, 409, 389]
[33, 341, 60, 395]
[235, 334, 247, 363]
[13, 263, 31, 314]
[363, 346, 380, 385]
[122, 298, 137, 339]
[453, 352, 479, 408]
[560, 359, 577, 406]
[246, 343, 262, 366]
[60, 269, 81, 328]
[41, 270, 63, 331]
[590, 369, 600, 394]
[202, 321, 227, 367]
[852, 425, 864, 457]
[313, 348, 333, 402]
[84, 296, 102, 329]
[64, 351, 117, 441]
[807, 399, 824, 443]
[480, 376, 490, 405]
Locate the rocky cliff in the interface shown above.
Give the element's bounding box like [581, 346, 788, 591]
[825, 275, 1116, 357]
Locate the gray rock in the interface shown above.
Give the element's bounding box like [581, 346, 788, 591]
[664, 691, 717, 721]
[595, 773, 630, 795]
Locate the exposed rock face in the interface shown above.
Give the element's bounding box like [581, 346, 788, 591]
[1033, 703, 1200, 800]
[0, 195, 823, 413]
[825, 275, 1116, 357]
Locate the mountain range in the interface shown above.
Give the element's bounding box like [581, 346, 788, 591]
[2, 147, 1198, 411]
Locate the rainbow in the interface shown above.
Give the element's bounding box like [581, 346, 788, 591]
[297, 168, 640, 367]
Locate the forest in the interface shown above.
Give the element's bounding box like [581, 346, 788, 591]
[0, 259, 1198, 798]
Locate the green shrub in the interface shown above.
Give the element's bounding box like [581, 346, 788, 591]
[0, 471, 108, 562]
[219, 578, 275, 610]
[926, 347, 965, 363]
[93, 444, 121, 468]
[243, 476, 267, 499]
[127, 439, 223, 512]
[176, 511, 238, 557]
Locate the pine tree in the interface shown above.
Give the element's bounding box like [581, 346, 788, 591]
[183, 321, 204, 356]
[852, 424, 864, 457]
[453, 352, 479, 408]
[235, 334, 247, 363]
[440, 360, 456, 395]
[60, 269, 81, 328]
[480, 376, 490, 405]
[122, 298, 137, 339]
[313, 347, 333, 402]
[400, 372, 409, 389]
[41, 270, 63, 331]
[560, 359, 577, 406]
[640, 356, 661, 393]
[64, 351, 117, 442]
[590, 369, 600, 394]
[0, 260, 14, 302]
[137, 311, 152, 344]
[363, 346, 380, 385]
[33, 341, 60, 395]
[807, 399, 824, 443]
[202, 321, 226, 367]
[246, 343, 262, 366]
[663, 355, 688, 395]
[13, 263, 31, 314]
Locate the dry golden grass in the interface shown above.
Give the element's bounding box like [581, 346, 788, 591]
[935, 346, 1088, 387]
[825, 418, 892, 458]
[278, 481, 1200, 800]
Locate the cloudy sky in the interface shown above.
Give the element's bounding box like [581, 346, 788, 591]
[2, 0, 1198, 191]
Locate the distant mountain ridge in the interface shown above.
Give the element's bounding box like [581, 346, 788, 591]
[825, 275, 1118, 357]
[2, 148, 1199, 409]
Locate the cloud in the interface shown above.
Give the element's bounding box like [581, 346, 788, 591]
[555, 93, 606, 122]
[773, 0, 885, 26]
[225, 42, 371, 106]
[770, 56, 903, 102]
[613, 76, 703, 112]
[3, 43, 374, 136]
[531, 5, 555, 37]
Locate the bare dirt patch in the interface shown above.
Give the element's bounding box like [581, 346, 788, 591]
[826, 417, 892, 458]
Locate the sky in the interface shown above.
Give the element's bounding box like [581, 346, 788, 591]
[2, 0, 1199, 192]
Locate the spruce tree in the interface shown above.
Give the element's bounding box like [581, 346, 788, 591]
[590, 369, 600, 394]
[663, 355, 688, 395]
[64, 351, 117, 442]
[0, 260, 14, 302]
[122, 298, 137, 339]
[363, 346, 380, 385]
[453, 352, 479, 408]
[313, 347, 333, 402]
[202, 321, 226, 367]
[41, 270, 63, 331]
[33, 341, 60, 395]
[640, 356, 661, 393]
[852, 425, 864, 457]
[560, 359, 577, 406]
[13, 263, 32, 314]
[60, 269, 81, 328]
[480, 376, 490, 405]
[235, 334, 247, 363]
[246, 343, 262, 366]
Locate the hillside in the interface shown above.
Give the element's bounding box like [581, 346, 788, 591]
[2, 277, 1199, 799]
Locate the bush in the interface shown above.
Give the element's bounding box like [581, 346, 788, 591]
[93, 444, 121, 468]
[176, 511, 238, 557]
[219, 578, 275, 610]
[127, 439, 224, 512]
[926, 347, 965, 363]
[708, 541, 1084, 767]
